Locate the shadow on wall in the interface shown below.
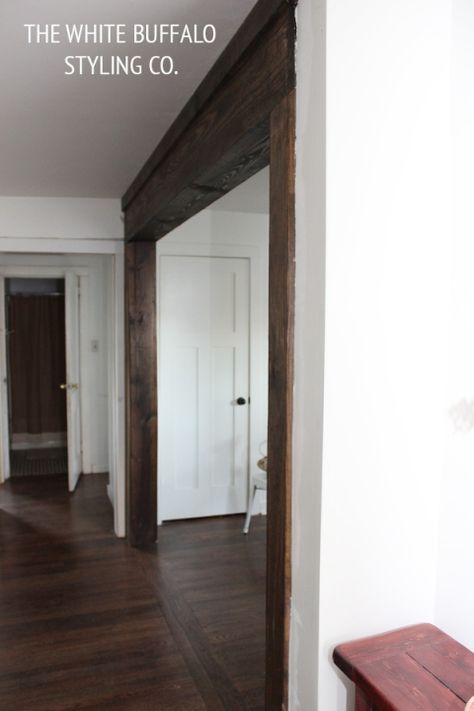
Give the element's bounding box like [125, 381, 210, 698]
[333, 659, 355, 711]
[324, 644, 356, 711]
[449, 399, 474, 431]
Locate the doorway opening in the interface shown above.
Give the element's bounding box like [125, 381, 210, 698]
[0, 254, 126, 538]
[157, 169, 269, 526]
[123, 3, 295, 704]
[155, 169, 269, 704]
[6, 278, 68, 481]
[0, 271, 84, 494]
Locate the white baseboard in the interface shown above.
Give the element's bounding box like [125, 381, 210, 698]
[106, 482, 114, 506]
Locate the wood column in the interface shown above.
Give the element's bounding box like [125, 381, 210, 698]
[266, 89, 296, 710]
[125, 241, 157, 547]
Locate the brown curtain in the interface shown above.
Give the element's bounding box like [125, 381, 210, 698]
[8, 295, 67, 434]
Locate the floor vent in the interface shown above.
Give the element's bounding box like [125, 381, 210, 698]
[10, 448, 68, 477]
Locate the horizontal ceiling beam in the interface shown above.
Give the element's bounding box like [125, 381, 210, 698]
[123, 1, 295, 242]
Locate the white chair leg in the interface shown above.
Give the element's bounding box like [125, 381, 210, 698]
[243, 484, 257, 534]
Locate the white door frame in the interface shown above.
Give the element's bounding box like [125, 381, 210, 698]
[65, 272, 83, 492]
[0, 266, 87, 481]
[107, 254, 126, 537]
[0, 260, 126, 538]
[156, 241, 267, 523]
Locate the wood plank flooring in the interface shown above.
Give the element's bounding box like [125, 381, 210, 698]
[0, 474, 265, 710]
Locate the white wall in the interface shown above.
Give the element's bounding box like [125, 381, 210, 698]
[292, 1, 453, 709]
[157, 191, 269, 516]
[436, 0, 474, 651]
[0, 197, 122, 245]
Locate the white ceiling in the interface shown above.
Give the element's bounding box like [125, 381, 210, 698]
[0, 0, 258, 198]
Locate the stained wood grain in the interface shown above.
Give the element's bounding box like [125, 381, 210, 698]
[124, 5, 294, 241]
[0, 474, 266, 710]
[141, 514, 267, 710]
[356, 690, 374, 711]
[122, 0, 297, 705]
[122, 0, 293, 211]
[125, 241, 157, 547]
[408, 639, 474, 703]
[140, 120, 270, 241]
[266, 89, 296, 711]
[334, 624, 474, 711]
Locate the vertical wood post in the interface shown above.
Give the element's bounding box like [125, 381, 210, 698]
[266, 89, 296, 710]
[125, 241, 157, 547]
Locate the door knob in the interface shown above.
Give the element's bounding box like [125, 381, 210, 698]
[236, 397, 247, 405]
[60, 383, 79, 391]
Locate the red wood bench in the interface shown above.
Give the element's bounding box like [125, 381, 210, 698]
[333, 624, 474, 710]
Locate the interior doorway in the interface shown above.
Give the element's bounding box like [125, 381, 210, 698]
[157, 170, 269, 526]
[6, 277, 68, 480]
[0, 273, 83, 493]
[152, 171, 270, 704]
[123, 3, 295, 703]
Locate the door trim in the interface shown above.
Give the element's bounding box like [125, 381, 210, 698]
[0, 269, 83, 485]
[0, 259, 126, 538]
[65, 272, 83, 492]
[123, 2, 296, 707]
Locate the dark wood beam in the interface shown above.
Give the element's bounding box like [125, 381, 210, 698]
[125, 241, 157, 546]
[266, 89, 295, 711]
[139, 120, 270, 241]
[122, 0, 294, 212]
[122, 0, 297, 703]
[124, 3, 295, 242]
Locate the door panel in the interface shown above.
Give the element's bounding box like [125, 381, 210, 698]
[65, 273, 82, 492]
[211, 346, 236, 488]
[171, 346, 199, 490]
[159, 256, 250, 521]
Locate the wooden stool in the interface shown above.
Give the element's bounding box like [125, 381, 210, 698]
[334, 624, 474, 710]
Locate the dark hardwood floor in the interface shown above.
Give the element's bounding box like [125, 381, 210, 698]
[0, 474, 265, 710]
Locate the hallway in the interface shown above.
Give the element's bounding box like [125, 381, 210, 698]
[0, 474, 265, 710]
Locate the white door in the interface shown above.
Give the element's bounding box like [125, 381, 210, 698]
[0, 277, 10, 483]
[65, 273, 82, 492]
[159, 255, 250, 521]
